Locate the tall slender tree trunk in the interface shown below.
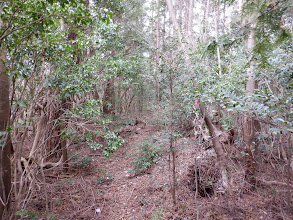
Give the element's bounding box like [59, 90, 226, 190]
[138, 85, 144, 115]
[185, 0, 189, 32]
[215, 1, 222, 75]
[169, 71, 176, 206]
[155, 0, 161, 105]
[166, 0, 183, 44]
[178, 0, 183, 29]
[203, 0, 211, 75]
[0, 47, 12, 218]
[202, 0, 210, 42]
[187, 0, 194, 43]
[243, 26, 258, 187]
[245, 27, 256, 97]
[162, 7, 166, 51]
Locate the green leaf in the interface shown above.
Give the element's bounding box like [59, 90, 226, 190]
[275, 118, 285, 123]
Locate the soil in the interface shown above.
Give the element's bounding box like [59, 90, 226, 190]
[23, 117, 293, 220]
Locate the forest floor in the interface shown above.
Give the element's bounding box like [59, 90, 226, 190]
[27, 115, 292, 220]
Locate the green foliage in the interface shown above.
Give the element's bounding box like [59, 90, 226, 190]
[16, 210, 38, 220]
[70, 153, 93, 168]
[151, 208, 164, 220]
[95, 169, 114, 184]
[94, 0, 125, 15]
[102, 131, 125, 157]
[64, 127, 124, 158]
[220, 115, 234, 130]
[46, 213, 58, 220]
[132, 141, 162, 175]
[68, 100, 103, 121]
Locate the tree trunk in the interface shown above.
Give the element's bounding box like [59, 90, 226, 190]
[178, 0, 182, 29]
[202, 0, 210, 43]
[155, 0, 161, 105]
[103, 78, 115, 115]
[166, 0, 183, 44]
[169, 70, 176, 206]
[215, 1, 222, 75]
[187, 0, 194, 42]
[198, 104, 229, 189]
[243, 25, 259, 187]
[202, 0, 211, 75]
[0, 48, 12, 218]
[138, 85, 144, 115]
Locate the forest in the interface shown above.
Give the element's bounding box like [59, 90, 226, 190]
[0, 0, 292, 219]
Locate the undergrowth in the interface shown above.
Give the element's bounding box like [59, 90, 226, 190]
[131, 141, 162, 175]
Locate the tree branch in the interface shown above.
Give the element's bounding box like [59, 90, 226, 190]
[0, 14, 54, 42]
[0, 0, 28, 40]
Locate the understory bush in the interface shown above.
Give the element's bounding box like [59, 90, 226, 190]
[132, 141, 162, 175]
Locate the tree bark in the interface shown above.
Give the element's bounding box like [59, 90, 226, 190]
[155, 0, 161, 105]
[202, 0, 210, 43]
[103, 78, 115, 114]
[169, 70, 176, 206]
[199, 104, 229, 189]
[0, 48, 12, 218]
[243, 25, 259, 187]
[215, 1, 222, 75]
[166, 0, 183, 44]
[187, 0, 194, 41]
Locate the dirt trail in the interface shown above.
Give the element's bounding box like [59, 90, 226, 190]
[31, 119, 285, 219]
[91, 123, 196, 220]
[36, 121, 197, 219]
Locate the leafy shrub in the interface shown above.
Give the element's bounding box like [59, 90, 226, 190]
[16, 210, 38, 220]
[46, 213, 58, 220]
[64, 128, 124, 158]
[132, 142, 162, 175]
[70, 153, 93, 168]
[68, 99, 104, 122]
[103, 131, 125, 157]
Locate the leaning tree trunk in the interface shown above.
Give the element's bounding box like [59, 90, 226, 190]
[0, 48, 12, 218]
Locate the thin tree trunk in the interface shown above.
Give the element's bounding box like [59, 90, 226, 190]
[155, 0, 161, 105]
[60, 18, 69, 170]
[243, 26, 258, 187]
[187, 0, 194, 43]
[178, 0, 183, 29]
[169, 70, 176, 206]
[162, 7, 166, 50]
[185, 0, 189, 32]
[215, 1, 222, 75]
[203, 0, 211, 76]
[103, 78, 115, 114]
[202, 0, 210, 43]
[166, 0, 183, 45]
[138, 85, 144, 115]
